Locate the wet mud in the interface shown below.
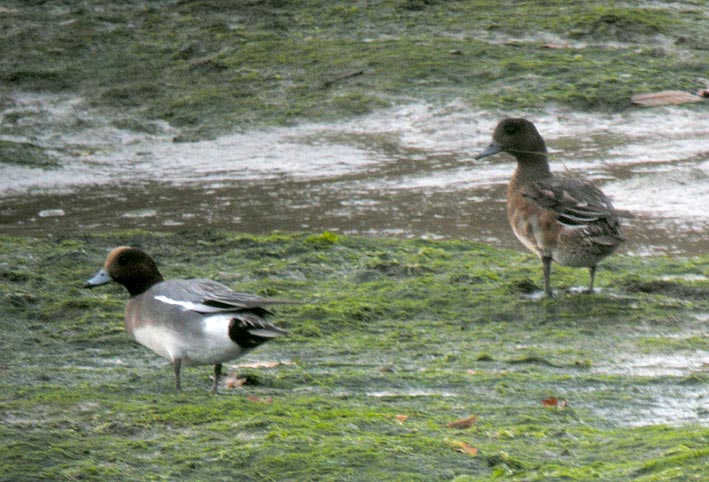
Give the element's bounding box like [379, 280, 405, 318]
[2, 100, 707, 257]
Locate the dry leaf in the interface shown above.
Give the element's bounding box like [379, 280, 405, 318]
[542, 397, 568, 408]
[232, 360, 294, 369]
[631, 90, 704, 106]
[447, 415, 478, 429]
[395, 414, 408, 424]
[224, 376, 247, 389]
[246, 396, 273, 404]
[452, 441, 479, 456]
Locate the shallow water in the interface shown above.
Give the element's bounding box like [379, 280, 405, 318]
[589, 311, 709, 426]
[1, 94, 708, 256]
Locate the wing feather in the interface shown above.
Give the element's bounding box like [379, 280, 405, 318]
[156, 279, 295, 316]
[521, 176, 618, 226]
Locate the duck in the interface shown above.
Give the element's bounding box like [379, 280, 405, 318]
[475, 118, 624, 297]
[84, 246, 289, 392]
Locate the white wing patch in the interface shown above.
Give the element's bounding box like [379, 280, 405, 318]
[154, 295, 237, 313]
[154, 295, 203, 311]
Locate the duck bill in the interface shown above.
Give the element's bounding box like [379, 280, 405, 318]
[84, 269, 113, 288]
[475, 142, 502, 160]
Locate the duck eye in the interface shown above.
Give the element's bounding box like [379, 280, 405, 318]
[116, 253, 131, 266]
[504, 122, 521, 135]
[117, 250, 142, 266]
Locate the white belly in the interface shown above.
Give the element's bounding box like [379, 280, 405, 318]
[131, 315, 244, 366]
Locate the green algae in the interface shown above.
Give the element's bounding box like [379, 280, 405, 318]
[1, 231, 708, 481]
[1, 1, 706, 140]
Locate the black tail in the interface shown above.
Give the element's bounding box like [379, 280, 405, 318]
[228, 315, 288, 349]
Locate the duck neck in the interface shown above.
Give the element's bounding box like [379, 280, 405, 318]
[125, 273, 164, 297]
[509, 150, 552, 190]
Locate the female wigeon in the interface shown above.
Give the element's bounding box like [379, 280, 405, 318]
[476, 118, 625, 297]
[85, 246, 289, 392]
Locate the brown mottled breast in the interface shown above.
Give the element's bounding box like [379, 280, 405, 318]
[507, 187, 561, 259]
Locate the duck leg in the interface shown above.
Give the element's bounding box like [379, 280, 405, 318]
[173, 359, 182, 391]
[588, 265, 597, 293]
[542, 256, 553, 297]
[211, 363, 223, 394]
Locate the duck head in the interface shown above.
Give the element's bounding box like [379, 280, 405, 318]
[475, 118, 547, 162]
[85, 246, 164, 297]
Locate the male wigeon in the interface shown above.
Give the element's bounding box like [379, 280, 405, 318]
[476, 118, 624, 297]
[85, 247, 289, 392]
